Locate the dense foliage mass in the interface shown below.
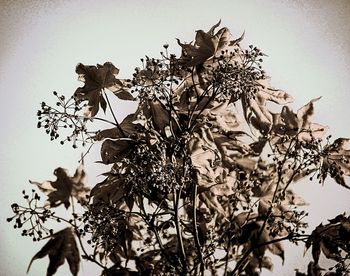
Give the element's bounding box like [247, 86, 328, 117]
[8, 22, 350, 275]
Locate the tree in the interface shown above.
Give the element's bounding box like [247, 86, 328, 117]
[8, 22, 350, 276]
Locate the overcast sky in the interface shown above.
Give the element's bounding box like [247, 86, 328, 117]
[1, 1, 350, 275]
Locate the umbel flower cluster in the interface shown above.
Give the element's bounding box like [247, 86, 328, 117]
[8, 22, 350, 276]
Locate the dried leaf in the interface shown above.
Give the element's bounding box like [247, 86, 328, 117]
[203, 101, 240, 132]
[296, 97, 328, 141]
[244, 78, 293, 134]
[305, 214, 350, 266]
[198, 191, 226, 216]
[27, 228, 79, 276]
[268, 241, 285, 263]
[177, 22, 236, 67]
[321, 138, 350, 189]
[108, 80, 134, 101]
[285, 190, 308, 206]
[30, 162, 89, 208]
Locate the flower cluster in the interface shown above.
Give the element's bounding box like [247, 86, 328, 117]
[37, 91, 96, 148]
[7, 190, 55, 241]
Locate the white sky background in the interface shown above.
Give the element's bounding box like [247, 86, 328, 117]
[1, 0, 350, 275]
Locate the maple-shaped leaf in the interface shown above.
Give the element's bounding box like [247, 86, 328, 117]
[305, 214, 350, 265]
[177, 21, 235, 67]
[74, 62, 133, 117]
[272, 97, 328, 142]
[27, 228, 80, 276]
[244, 77, 293, 134]
[30, 162, 89, 208]
[321, 138, 350, 189]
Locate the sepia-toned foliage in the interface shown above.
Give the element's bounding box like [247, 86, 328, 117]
[8, 22, 350, 276]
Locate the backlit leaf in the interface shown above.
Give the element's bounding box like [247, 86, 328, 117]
[74, 62, 129, 117]
[30, 162, 89, 208]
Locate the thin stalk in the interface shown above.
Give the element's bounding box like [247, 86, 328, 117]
[192, 179, 204, 275]
[231, 233, 307, 275]
[137, 196, 180, 274]
[173, 186, 187, 274]
[224, 240, 231, 276]
[233, 136, 304, 275]
[69, 196, 106, 270]
[103, 91, 126, 137]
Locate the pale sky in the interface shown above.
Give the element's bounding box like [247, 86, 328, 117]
[1, 1, 350, 275]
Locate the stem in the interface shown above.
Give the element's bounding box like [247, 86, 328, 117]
[192, 177, 204, 275]
[224, 240, 231, 276]
[256, 137, 299, 241]
[103, 91, 126, 137]
[70, 196, 106, 270]
[231, 233, 307, 275]
[173, 187, 187, 274]
[137, 196, 180, 274]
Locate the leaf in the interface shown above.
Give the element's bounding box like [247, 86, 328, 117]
[177, 22, 235, 67]
[268, 240, 285, 263]
[305, 215, 350, 266]
[244, 77, 293, 134]
[271, 106, 299, 136]
[285, 189, 308, 206]
[256, 78, 294, 105]
[244, 255, 273, 275]
[296, 97, 328, 141]
[113, 89, 134, 101]
[188, 127, 218, 175]
[100, 139, 134, 164]
[307, 262, 324, 276]
[30, 161, 89, 208]
[149, 101, 172, 134]
[74, 62, 130, 117]
[107, 79, 135, 101]
[198, 190, 226, 216]
[94, 113, 139, 140]
[271, 98, 328, 145]
[90, 177, 125, 204]
[202, 101, 240, 133]
[27, 228, 80, 276]
[321, 138, 350, 189]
